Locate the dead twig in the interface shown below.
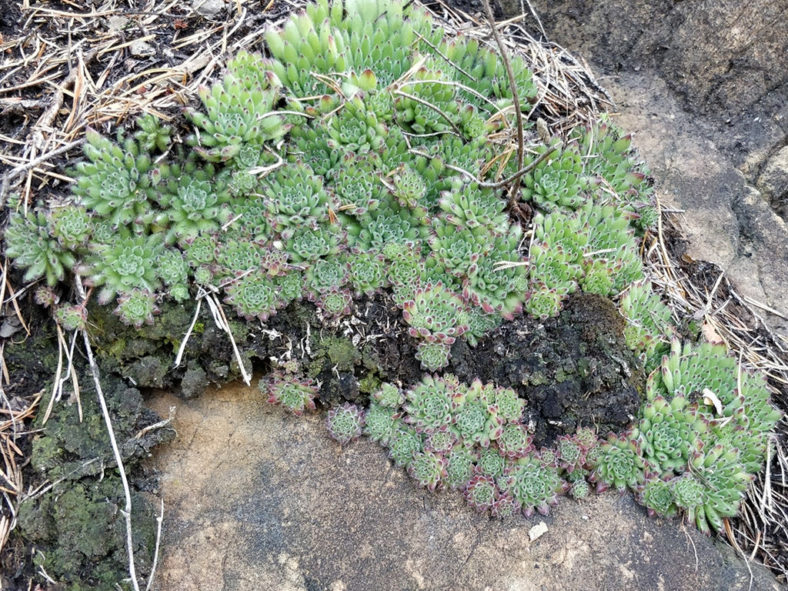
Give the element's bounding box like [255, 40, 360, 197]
[75, 276, 141, 591]
[481, 0, 524, 209]
[0, 140, 83, 207]
[409, 144, 555, 189]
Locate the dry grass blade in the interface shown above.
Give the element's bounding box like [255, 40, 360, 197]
[0, 389, 41, 555]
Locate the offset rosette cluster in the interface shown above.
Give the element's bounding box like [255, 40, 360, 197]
[619, 280, 674, 369]
[402, 282, 469, 371]
[186, 52, 288, 162]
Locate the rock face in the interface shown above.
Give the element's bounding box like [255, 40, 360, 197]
[503, 0, 787, 143]
[606, 73, 788, 337]
[758, 146, 788, 220]
[490, 0, 788, 336]
[146, 384, 779, 591]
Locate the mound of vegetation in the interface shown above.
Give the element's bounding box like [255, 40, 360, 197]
[3, 0, 781, 587]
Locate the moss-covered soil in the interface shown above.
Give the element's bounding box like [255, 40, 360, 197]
[0, 313, 174, 590]
[2, 281, 650, 589]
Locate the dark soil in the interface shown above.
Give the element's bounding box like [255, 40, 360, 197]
[91, 288, 645, 447]
[451, 293, 643, 446]
[0, 326, 174, 590]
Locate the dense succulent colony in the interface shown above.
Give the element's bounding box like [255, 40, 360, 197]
[371, 374, 594, 517]
[4, 0, 652, 341]
[4, 0, 779, 535]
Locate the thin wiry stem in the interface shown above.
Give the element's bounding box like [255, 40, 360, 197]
[413, 31, 478, 81]
[0, 140, 83, 207]
[392, 89, 464, 137]
[399, 78, 505, 116]
[409, 145, 555, 189]
[81, 328, 141, 591]
[144, 499, 165, 591]
[480, 0, 525, 209]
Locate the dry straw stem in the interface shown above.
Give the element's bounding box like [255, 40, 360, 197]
[81, 327, 143, 591]
[0, 387, 42, 554]
[479, 0, 524, 208]
[0, 0, 786, 582]
[76, 277, 162, 591]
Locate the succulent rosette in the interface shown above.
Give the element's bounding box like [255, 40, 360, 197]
[403, 374, 458, 433]
[326, 403, 365, 445]
[673, 441, 752, 534]
[408, 451, 448, 492]
[637, 473, 677, 519]
[590, 433, 646, 493]
[464, 474, 498, 512]
[497, 424, 534, 459]
[638, 394, 706, 476]
[502, 456, 567, 517]
[260, 372, 318, 416]
[402, 282, 469, 344]
[364, 403, 400, 445]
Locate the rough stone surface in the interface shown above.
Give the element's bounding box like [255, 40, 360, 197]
[146, 384, 779, 591]
[758, 146, 788, 220]
[511, 0, 788, 166]
[603, 73, 788, 337]
[192, 0, 225, 18]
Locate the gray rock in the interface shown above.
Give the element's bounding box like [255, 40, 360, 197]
[107, 15, 129, 33]
[130, 39, 156, 57]
[603, 72, 788, 337]
[192, 0, 225, 18]
[146, 385, 780, 591]
[508, 0, 788, 131]
[757, 146, 788, 220]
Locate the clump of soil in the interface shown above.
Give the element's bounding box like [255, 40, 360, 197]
[1, 311, 174, 590]
[15, 475, 158, 589]
[451, 293, 644, 446]
[28, 370, 174, 482]
[90, 290, 644, 446]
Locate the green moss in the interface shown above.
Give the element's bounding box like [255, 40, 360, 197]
[324, 336, 361, 371]
[358, 373, 382, 394]
[18, 476, 156, 590]
[29, 369, 173, 484]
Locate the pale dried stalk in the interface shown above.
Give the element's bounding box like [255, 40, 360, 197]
[481, 0, 525, 207]
[80, 328, 141, 591]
